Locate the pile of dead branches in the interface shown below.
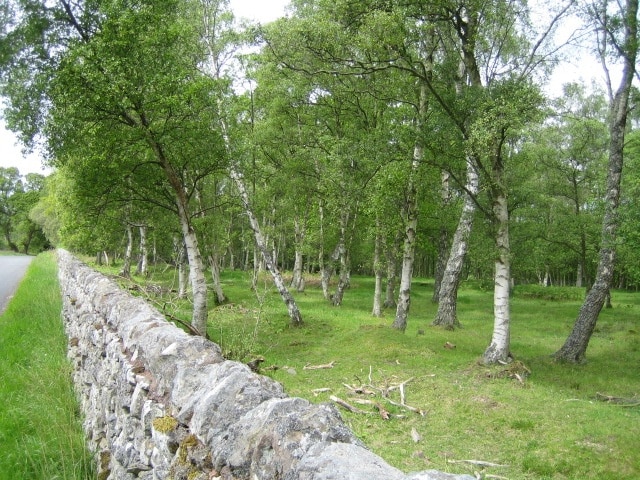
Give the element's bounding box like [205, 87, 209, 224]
[304, 364, 427, 419]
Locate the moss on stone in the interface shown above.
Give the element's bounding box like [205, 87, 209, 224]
[182, 434, 199, 448]
[152, 415, 178, 433]
[187, 468, 204, 480]
[99, 450, 111, 467]
[97, 470, 111, 480]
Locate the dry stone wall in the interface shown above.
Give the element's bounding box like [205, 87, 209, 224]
[58, 250, 474, 480]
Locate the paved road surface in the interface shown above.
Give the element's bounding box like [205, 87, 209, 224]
[0, 255, 34, 314]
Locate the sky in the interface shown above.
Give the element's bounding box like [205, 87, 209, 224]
[0, 0, 607, 176]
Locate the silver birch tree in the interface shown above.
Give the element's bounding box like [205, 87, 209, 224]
[554, 0, 639, 362]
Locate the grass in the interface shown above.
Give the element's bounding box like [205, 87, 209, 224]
[0, 252, 94, 480]
[0, 250, 29, 256]
[94, 262, 640, 479]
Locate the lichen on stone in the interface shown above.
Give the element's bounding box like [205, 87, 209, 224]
[152, 415, 178, 433]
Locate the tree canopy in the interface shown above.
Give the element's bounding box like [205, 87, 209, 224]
[1, 0, 639, 362]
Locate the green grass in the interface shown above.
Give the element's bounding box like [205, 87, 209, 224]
[0, 252, 94, 480]
[93, 264, 640, 479]
[0, 250, 29, 256]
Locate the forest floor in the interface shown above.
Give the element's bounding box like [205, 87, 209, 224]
[97, 262, 640, 480]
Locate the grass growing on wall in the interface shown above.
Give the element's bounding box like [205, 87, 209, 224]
[0, 252, 94, 480]
[98, 260, 640, 480]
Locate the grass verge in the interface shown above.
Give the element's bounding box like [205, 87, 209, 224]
[0, 251, 94, 480]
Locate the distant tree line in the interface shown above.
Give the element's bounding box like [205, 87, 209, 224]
[0, 167, 48, 254]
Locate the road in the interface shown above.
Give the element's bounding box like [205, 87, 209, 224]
[0, 255, 34, 314]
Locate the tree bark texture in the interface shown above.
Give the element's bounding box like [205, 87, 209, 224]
[290, 214, 306, 292]
[174, 237, 188, 300]
[433, 159, 478, 329]
[372, 220, 383, 317]
[208, 253, 227, 305]
[383, 234, 401, 308]
[432, 171, 453, 302]
[554, 0, 638, 363]
[120, 223, 133, 278]
[136, 225, 148, 277]
[332, 212, 351, 306]
[483, 190, 512, 364]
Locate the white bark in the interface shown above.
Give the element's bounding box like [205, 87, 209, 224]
[432, 170, 452, 302]
[433, 158, 478, 328]
[208, 253, 227, 305]
[121, 223, 133, 278]
[332, 213, 350, 306]
[372, 221, 383, 317]
[483, 191, 512, 364]
[392, 189, 417, 331]
[383, 235, 400, 308]
[576, 262, 583, 288]
[290, 215, 306, 292]
[136, 225, 148, 277]
[174, 237, 188, 300]
[180, 214, 209, 336]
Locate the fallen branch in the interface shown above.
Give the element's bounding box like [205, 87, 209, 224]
[311, 387, 332, 396]
[387, 377, 414, 404]
[304, 361, 336, 370]
[447, 459, 508, 468]
[343, 383, 377, 395]
[161, 309, 204, 337]
[348, 394, 425, 416]
[330, 395, 372, 415]
[376, 402, 390, 420]
[383, 396, 426, 416]
[595, 392, 640, 407]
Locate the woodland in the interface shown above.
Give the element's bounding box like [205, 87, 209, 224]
[1, 0, 640, 365]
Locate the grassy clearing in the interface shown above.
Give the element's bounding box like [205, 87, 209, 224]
[96, 263, 640, 480]
[0, 252, 94, 480]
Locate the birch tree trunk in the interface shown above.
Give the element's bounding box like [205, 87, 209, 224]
[383, 234, 401, 308]
[135, 225, 148, 277]
[372, 218, 383, 317]
[433, 159, 478, 329]
[332, 249, 350, 306]
[432, 171, 452, 302]
[554, 0, 638, 362]
[179, 214, 209, 336]
[391, 83, 426, 331]
[482, 188, 512, 364]
[332, 212, 351, 306]
[174, 236, 188, 300]
[391, 183, 417, 331]
[120, 223, 133, 278]
[208, 253, 227, 305]
[230, 167, 304, 327]
[158, 159, 208, 336]
[290, 214, 306, 292]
